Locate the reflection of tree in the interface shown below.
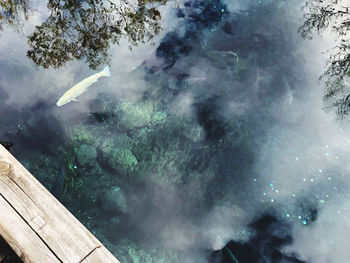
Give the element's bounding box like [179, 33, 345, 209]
[300, 0, 350, 78]
[1, 0, 168, 69]
[0, 0, 29, 30]
[299, 1, 350, 118]
[27, 0, 168, 69]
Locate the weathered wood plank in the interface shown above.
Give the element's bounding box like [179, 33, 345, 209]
[82, 246, 119, 263]
[0, 148, 97, 262]
[0, 144, 120, 263]
[0, 194, 60, 263]
[0, 174, 47, 232]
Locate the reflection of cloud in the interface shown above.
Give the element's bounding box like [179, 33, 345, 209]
[286, 197, 350, 263]
[159, 1, 350, 262]
[161, 220, 197, 251]
[227, 101, 250, 116]
[170, 92, 194, 117]
[248, 11, 350, 263]
[201, 204, 250, 251]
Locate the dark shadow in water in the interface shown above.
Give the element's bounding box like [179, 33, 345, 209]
[18, 101, 65, 154]
[87, 111, 116, 124]
[156, 0, 227, 69]
[210, 214, 308, 263]
[194, 95, 228, 142]
[0, 99, 65, 157]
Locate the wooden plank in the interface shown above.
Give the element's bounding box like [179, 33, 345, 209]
[0, 148, 97, 262]
[82, 246, 120, 263]
[0, 174, 47, 232]
[0, 144, 120, 263]
[0, 194, 60, 263]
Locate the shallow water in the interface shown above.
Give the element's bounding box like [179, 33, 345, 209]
[0, 0, 349, 262]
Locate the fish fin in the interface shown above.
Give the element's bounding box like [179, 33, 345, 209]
[72, 99, 79, 102]
[100, 66, 111, 77]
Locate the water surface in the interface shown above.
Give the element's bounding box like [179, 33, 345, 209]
[0, 0, 348, 262]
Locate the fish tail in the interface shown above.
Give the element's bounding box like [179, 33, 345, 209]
[100, 66, 111, 77]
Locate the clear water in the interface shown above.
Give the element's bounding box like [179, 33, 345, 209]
[1, 0, 349, 262]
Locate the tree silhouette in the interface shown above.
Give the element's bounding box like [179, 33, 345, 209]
[300, 0, 350, 78]
[27, 0, 168, 69]
[299, 0, 350, 118]
[0, 0, 29, 30]
[1, 0, 168, 69]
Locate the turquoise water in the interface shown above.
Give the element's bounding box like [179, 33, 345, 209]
[1, 0, 349, 262]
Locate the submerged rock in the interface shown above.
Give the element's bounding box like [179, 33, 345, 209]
[100, 186, 127, 214]
[181, 124, 205, 143]
[76, 144, 97, 167]
[117, 100, 155, 130]
[106, 217, 121, 241]
[206, 50, 239, 69]
[100, 135, 137, 174]
[151, 111, 167, 125]
[108, 148, 138, 174]
[101, 134, 130, 154]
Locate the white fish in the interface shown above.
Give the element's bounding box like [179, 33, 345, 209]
[56, 66, 111, 107]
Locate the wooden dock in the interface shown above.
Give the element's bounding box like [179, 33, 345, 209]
[0, 144, 120, 263]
